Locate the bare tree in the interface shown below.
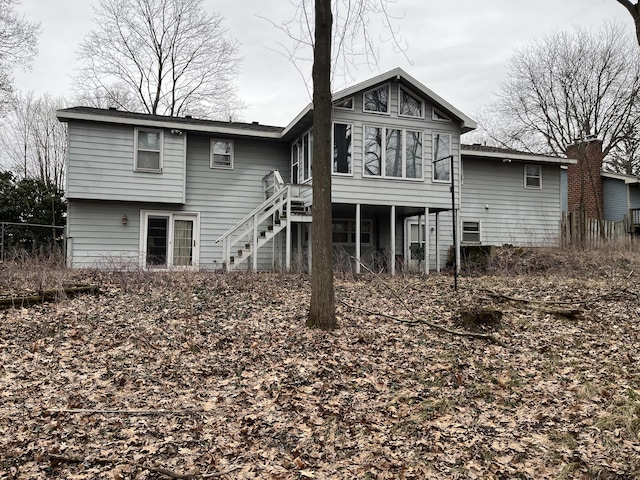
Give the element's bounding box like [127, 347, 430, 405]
[0, 0, 39, 110]
[75, 0, 243, 119]
[271, 1, 407, 330]
[307, 0, 335, 330]
[0, 93, 67, 191]
[483, 23, 640, 161]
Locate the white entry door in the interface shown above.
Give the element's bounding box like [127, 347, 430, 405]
[141, 211, 199, 269]
[405, 218, 426, 270]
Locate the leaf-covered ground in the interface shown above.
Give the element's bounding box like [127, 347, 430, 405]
[1, 249, 640, 479]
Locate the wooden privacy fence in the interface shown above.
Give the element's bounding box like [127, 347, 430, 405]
[560, 211, 632, 248]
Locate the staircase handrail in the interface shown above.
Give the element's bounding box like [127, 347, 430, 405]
[215, 185, 289, 244]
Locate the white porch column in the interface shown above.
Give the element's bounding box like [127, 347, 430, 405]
[424, 207, 429, 275]
[252, 217, 258, 272]
[390, 205, 396, 275]
[285, 190, 292, 271]
[355, 204, 361, 274]
[435, 211, 441, 272]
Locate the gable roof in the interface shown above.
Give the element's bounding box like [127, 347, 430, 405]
[333, 67, 477, 133]
[56, 106, 284, 139]
[282, 67, 478, 138]
[462, 143, 576, 165]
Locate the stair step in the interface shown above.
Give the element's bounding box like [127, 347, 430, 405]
[229, 256, 235, 264]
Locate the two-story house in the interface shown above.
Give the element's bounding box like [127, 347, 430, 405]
[56, 68, 572, 273]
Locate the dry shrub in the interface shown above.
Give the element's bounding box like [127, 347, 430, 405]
[467, 245, 640, 278]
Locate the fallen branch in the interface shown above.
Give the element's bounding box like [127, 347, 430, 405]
[0, 285, 99, 309]
[46, 453, 241, 479]
[339, 299, 510, 349]
[483, 289, 583, 319]
[47, 408, 204, 416]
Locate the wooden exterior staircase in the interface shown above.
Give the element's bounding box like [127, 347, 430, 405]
[215, 171, 311, 271]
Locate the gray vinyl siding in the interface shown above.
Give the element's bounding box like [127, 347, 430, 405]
[603, 177, 629, 222]
[67, 134, 289, 270]
[330, 78, 462, 209]
[67, 200, 147, 269]
[66, 122, 185, 203]
[459, 159, 562, 247]
[184, 134, 289, 270]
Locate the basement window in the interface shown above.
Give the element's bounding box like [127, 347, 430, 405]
[462, 221, 481, 243]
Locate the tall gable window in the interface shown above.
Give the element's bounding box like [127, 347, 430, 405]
[210, 139, 234, 169]
[433, 133, 452, 182]
[399, 87, 423, 117]
[363, 84, 390, 114]
[525, 164, 542, 189]
[364, 125, 423, 180]
[292, 130, 313, 183]
[333, 123, 352, 175]
[135, 128, 163, 172]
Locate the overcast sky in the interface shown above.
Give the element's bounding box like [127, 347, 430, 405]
[11, 0, 633, 127]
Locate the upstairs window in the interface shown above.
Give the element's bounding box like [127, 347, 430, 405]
[432, 133, 452, 182]
[291, 130, 313, 183]
[399, 88, 423, 117]
[363, 84, 390, 114]
[135, 128, 163, 172]
[334, 97, 354, 110]
[333, 123, 352, 175]
[210, 139, 234, 169]
[525, 164, 542, 189]
[433, 108, 451, 122]
[364, 126, 423, 180]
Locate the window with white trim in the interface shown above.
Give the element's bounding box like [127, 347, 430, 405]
[291, 130, 313, 183]
[462, 221, 481, 243]
[432, 133, 452, 182]
[524, 164, 542, 189]
[433, 108, 451, 122]
[363, 84, 390, 114]
[135, 128, 163, 172]
[334, 97, 353, 110]
[399, 87, 423, 117]
[210, 139, 234, 168]
[332, 219, 373, 245]
[333, 123, 352, 175]
[363, 125, 423, 179]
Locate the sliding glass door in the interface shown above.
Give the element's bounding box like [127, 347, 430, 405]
[142, 212, 199, 269]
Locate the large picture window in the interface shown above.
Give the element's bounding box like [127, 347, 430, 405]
[432, 133, 452, 182]
[333, 123, 352, 175]
[135, 128, 163, 172]
[364, 126, 423, 180]
[363, 84, 390, 114]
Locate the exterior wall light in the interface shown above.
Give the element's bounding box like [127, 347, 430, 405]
[122, 214, 128, 225]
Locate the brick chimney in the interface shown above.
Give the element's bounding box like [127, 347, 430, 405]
[565, 137, 604, 220]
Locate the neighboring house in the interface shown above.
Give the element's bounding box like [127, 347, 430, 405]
[56, 68, 573, 273]
[564, 136, 640, 230]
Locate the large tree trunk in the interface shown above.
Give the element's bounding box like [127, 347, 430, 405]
[307, 0, 336, 330]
